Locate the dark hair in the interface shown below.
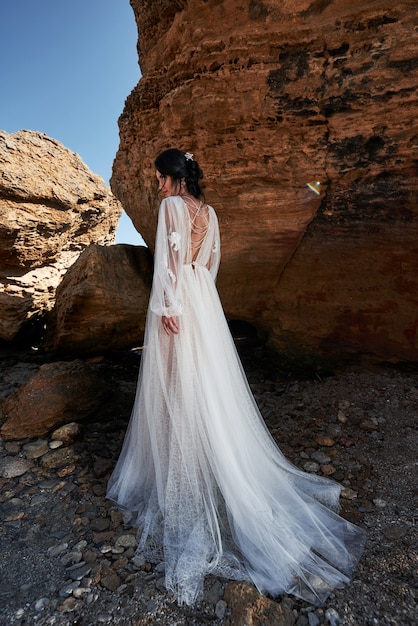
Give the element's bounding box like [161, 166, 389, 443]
[155, 148, 204, 198]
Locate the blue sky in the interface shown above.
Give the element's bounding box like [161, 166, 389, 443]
[1, 0, 143, 244]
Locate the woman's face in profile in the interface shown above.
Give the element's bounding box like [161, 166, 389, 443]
[156, 170, 179, 198]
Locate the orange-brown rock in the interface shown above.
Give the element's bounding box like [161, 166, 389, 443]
[46, 244, 153, 355]
[0, 130, 122, 342]
[0, 360, 110, 440]
[111, 0, 418, 363]
[224, 581, 295, 626]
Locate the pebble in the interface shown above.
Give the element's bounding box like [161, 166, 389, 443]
[303, 461, 320, 473]
[115, 533, 137, 549]
[51, 422, 81, 445]
[66, 562, 92, 581]
[215, 599, 227, 619]
[311, 450, 331, 464]
[325, 608, 341, 626]
[59, 580, 80, 598]
[0, 457, 33, 478]
[47, 543, 69, 558]
[49, 439, 64, 449]
[23, 439, 49, 459]
[314, 434, 335, 447]
[308, 611, 320, 626]
[321, 463, 336, 476]
[34, 597, 50, 610]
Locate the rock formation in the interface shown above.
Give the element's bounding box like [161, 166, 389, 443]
[0, 130, 122, 342]
[46, 244, 153, 355]
[0, 360, 110, 440]
[111, 0, 418, 363]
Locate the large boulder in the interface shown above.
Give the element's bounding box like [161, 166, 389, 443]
[111, 0, 418, 363]
[0, 130, 122, 342]
[0, 360, 110, 440]
[46, 244, 153, 355]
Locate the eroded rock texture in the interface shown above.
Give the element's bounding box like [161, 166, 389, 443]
[46, 244, 153, 355]
[0, 130, 122, 341]
[112, 0, 418, 363]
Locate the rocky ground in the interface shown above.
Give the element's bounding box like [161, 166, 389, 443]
[0, 341, 417, 626]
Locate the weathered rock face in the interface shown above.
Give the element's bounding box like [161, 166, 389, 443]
[0, 130, 122, 341]
[111, 0, 418, 363]
[46, 244, 153, 355]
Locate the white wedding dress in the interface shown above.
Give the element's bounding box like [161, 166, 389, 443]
[107, 195, 365, 606]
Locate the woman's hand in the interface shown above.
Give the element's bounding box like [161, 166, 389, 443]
[162, 315, 179, 336]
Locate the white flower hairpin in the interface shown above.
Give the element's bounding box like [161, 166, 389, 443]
[184, 152, 194, 161]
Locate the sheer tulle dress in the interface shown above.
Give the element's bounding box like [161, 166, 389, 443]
[107, 195, 366, 606]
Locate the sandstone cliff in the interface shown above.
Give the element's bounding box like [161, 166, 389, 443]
[0, 130, 122, 342]
[111, 0, 418, 363]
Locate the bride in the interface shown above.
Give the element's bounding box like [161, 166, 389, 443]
[107, 149, 365, 606]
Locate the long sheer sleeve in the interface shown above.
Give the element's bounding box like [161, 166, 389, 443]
[149, 197, 186, 317]
[207, 207, 221, 281]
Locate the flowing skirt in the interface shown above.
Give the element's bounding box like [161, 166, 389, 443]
[107, 265, 365, 606]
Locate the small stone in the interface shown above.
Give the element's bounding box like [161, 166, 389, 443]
[337, 410, 347, 423]
[40, 448, 79, 470]
[314, 434, 335, 447]
[61, 551, 83, 566]
[0, 457, 33, 478]
[23, 439, 49, 459]
[47, 542, 69, 557]
[115, 534, 137, 549]
[303, 461, 320, 473]
[112, 556, 129, 572]
[30, 493, 48, 506]
[325, 607, 340, 626]
[321, 463, 336, 476]
[373, 498, 388, 509]
[5, 441, 22, 453]
[360, 419, 379, 432]
[5, 511, 25, 522]
[131, 555, 146, 569]
[38, 479, 61, 489]
[215, 599, 227, 620]
[49, 440, 64, 449]
[101, 571, 121, 592]
[311, 450, 331, 464]
[66, 562, 91, 581]
[58, 597, 78, 612]
[100, 544, 113, 554]
[57, 465, 76, 478]
[341, 488, 358, 500]
[83, 550, 98, 564]
[308, 612, 320, 626]
[15, 608, 25, 619]
[51, 422, 81, 445]
[73, 586, 91, 598]
[34, 597, 50, 610]
[59, 581, 80, 597]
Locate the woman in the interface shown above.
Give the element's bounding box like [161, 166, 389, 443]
[107, 149, 365, 607]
